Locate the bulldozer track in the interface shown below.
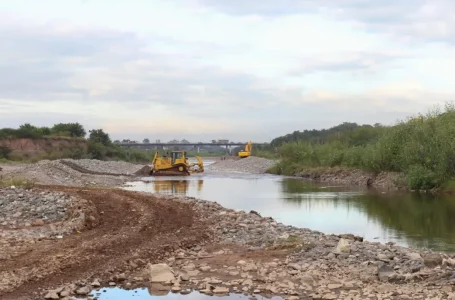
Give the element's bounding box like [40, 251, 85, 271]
[151, 163, 190, 176]
[59, 160, 135, 177]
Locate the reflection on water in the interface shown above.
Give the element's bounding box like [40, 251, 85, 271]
[145, 179, 203, 194]
[124, 172, 455, 252]
[86, 287, 281, 300]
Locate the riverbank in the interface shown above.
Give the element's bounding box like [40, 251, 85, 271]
[1, 158, 455, 299]
[209, 156, 408, 191]
[2, 185, 455, 300]
[277, 167, 407, 191]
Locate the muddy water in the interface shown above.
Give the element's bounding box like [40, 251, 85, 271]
[124, 169, 455, 253]
[89, 287, 281, 299]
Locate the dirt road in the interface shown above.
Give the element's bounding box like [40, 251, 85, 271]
[0, 186, 212, 300]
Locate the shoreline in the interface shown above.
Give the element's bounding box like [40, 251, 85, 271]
[263, 161, 455, 195]
[1, 158, 455, 299]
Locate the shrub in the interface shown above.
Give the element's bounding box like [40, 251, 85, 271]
[270, 102, 455, 189]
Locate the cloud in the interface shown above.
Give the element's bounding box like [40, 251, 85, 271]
[196, 0, 455, 44]
[0, 0, 454, 142]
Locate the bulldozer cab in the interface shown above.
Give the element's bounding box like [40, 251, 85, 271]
[170, 151, 187, 164]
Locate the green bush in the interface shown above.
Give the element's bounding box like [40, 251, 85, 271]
[0, 145, 11, 159]
[270, 102, 455, 190]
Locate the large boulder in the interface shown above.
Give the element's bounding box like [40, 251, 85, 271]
[146, 263, 175, 283]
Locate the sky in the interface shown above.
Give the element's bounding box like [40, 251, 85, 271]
[1, 0, 454, 143]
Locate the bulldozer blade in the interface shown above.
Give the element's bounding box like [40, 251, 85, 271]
[135, 165, 153, 176]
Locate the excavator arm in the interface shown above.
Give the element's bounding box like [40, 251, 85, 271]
[238, 141, 252, 158]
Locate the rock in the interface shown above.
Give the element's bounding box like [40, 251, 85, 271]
[334, 238, 350, 254]
[288, 263, 301, 270]
[423, 253, 443, 267]
[147, 263, 175, 283]
[91, 280, 101, 287]
[76, 286, 91, 295]
[213, 287, 229, 294]
[407, 252, 423, 261]
[377, 265, 395, 282]
[328, 283, 342, 290]
[180, 274, 190, 281]
[171, 286, 181, 292]
[377, 253, 389, 261]
[44, 291, 60, 299]
[60, 290, 70, 297]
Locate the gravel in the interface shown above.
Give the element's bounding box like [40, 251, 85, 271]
[207, 156, 276, 174]
[60, 159, 144, 175]
[0, 187, 73, 228]
[0, 186, 97, 264]
[167, 195, 455, 299]
[43, 192, 455, 300]
[2, 159, 146, 187]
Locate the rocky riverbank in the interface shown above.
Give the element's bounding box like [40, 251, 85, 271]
[292, 168, 407, 190]
[2, 185, 454, 299]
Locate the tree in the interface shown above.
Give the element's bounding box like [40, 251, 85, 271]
[143, 138, 150, 143]
[51, 123, 86, 137]
[88, 129, 112, 146]
[16, 123, 43, 138]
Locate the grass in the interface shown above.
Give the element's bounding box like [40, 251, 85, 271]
[267, 102, 455, 190]
[0, 176, 36, 188]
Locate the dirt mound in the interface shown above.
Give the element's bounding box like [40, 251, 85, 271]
[0, 186, 213, 300]
[134, 165, 152, 176]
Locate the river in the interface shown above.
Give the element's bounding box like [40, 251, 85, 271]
[122, 160, 455, 253]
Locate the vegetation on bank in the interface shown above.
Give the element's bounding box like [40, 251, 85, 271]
[268, 103, 455, 190]
[0, 123, 235, 163]
[0, 123, 156, 163]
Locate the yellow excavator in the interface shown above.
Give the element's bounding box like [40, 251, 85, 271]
[238, 141, 252, 158]
[148, 151, 204, 176]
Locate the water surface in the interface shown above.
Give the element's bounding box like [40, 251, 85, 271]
[86, 288, 281, 300]
[123, 171, 455, 252]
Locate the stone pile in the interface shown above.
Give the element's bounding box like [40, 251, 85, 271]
[207, 156, 276, 174]
[11, 159, 138, 187]
[0, 186, 75, 229]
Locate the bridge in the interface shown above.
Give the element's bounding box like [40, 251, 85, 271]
[118, 142, 266, 153]
[119, 142, 252, 147]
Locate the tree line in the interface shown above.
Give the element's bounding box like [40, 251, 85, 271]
[0, 123, 152, 163]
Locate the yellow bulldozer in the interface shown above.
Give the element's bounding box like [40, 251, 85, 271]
[238, 141, 252, 158]
[147, 151, 204, 176]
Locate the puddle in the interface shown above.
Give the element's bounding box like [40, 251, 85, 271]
[84, 287, 283, 299]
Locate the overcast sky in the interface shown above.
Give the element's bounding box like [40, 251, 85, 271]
[1, 0, 454, 142]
